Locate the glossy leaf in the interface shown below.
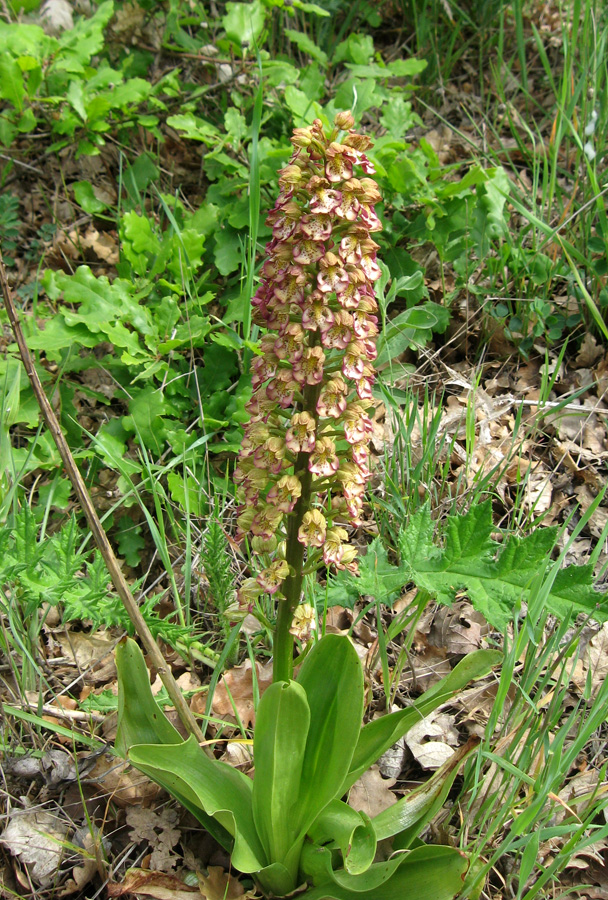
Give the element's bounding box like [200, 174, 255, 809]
[301, 844, 468, 900]
[373, 737, 480, 846]
[297, 635, 364, 832]
[253, 680, 310, 889]
[115, 637, 183, 756]
[342, 649, 500, 793]
[307, 800, 376, 875]
[115, 638, 234, 853]
[129, 736, 266, 875]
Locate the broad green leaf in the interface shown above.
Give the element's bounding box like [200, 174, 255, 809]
[0, 56, 25, 109]
[307, 801, 376, 875]
[342, 649, 500, 794]
[399, 502, 603, 629]
[284, 85, 323, 125]
[297, 635, 364, 833]
[387, 59, 428, 77]
[222, 0, 267, 48]
[253, 680, 310, 885]
[372, 738, 479, 846]
[130, 736, 266, 874]
[472, 167, 510, 256]
[166, 113, 221, 144]
[115, 638, 183, 756]
[72, 180, 108, 214]
[301, 844, 468, 900]
[283, 28, 328, 65]
[116, 641, 259, 865]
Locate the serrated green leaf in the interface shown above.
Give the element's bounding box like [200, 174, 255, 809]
[386, 58, 428, 77]
[398, 503, 604, 629]
[380, 96, 422, 140]
[473, 167, 510, 256]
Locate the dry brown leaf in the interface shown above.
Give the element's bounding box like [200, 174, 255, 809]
[212, 659, 273, 727]
[78, 226, 120, 264]
[405, 712, 460, 769]
[581, 623, 608, 701]
[126, 807, 181, 872]
[223, 741, 254, 772]
[0, 807, 69, 887]
[197, 866, 247, 900]
[88, 754, 161, 806]
[576, 334, 604, 368]
[108, 869, 201, 899]
[429, 601, 488, 656]
[40, 0, 73, 34]
[400, 635, 451, 692]
[58, 858, 99, 897]
[348, 765, 397, 818]
[378, 733, 407, 779]
[56, 630, 117, 683]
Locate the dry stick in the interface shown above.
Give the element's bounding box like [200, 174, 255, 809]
[0, 250, 210, 753]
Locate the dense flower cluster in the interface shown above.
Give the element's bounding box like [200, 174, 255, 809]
[234, 111, 382, 608]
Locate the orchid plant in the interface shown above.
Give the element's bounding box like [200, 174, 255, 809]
[116, 112, 499, 900]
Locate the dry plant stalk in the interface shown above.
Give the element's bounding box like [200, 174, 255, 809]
[0, 248, 207, 750]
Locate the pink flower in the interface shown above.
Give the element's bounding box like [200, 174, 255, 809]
[285, 411, 316, 453]
[234, 110, 383, 595]
[293, 346, 325, 385]
[293, 240, 325, 265]
[253, 436, 286, 475]
[317, 376, 348, 418]
[257, 559, 291, 594]
[266, 370, 299, 408]
[298, 509, 327, 547]
[266, 474, 302, 512]
[308, 177, 342, 214]
[302, 295, 335, 332]
[317, 252, 350, 294]
[300, 214, 333, 241]
[309, 437, 339, 477]
[322, 526, 349, 566]
[321, 310, 353, 350]
[251, 504, 284, 540]
[274, 323, 305, 361]
[342, 403, 373, 444]
[325, 142, 354, 183]
[342, 342, 367, 380]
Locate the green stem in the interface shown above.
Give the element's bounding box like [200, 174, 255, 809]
[273, 381, 321, 682]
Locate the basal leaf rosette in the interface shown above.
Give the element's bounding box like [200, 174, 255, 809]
[233, 112, 382, 646]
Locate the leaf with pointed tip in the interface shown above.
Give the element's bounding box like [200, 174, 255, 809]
[252, 680, 310, 889]
[372, 738, 479, 846]
[307, 800, 376, 875]
[341, 649, 500, 794]
[297, 635, 364, 832]
[300, 844, 468, 899]
[129, 736, 266, 875]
